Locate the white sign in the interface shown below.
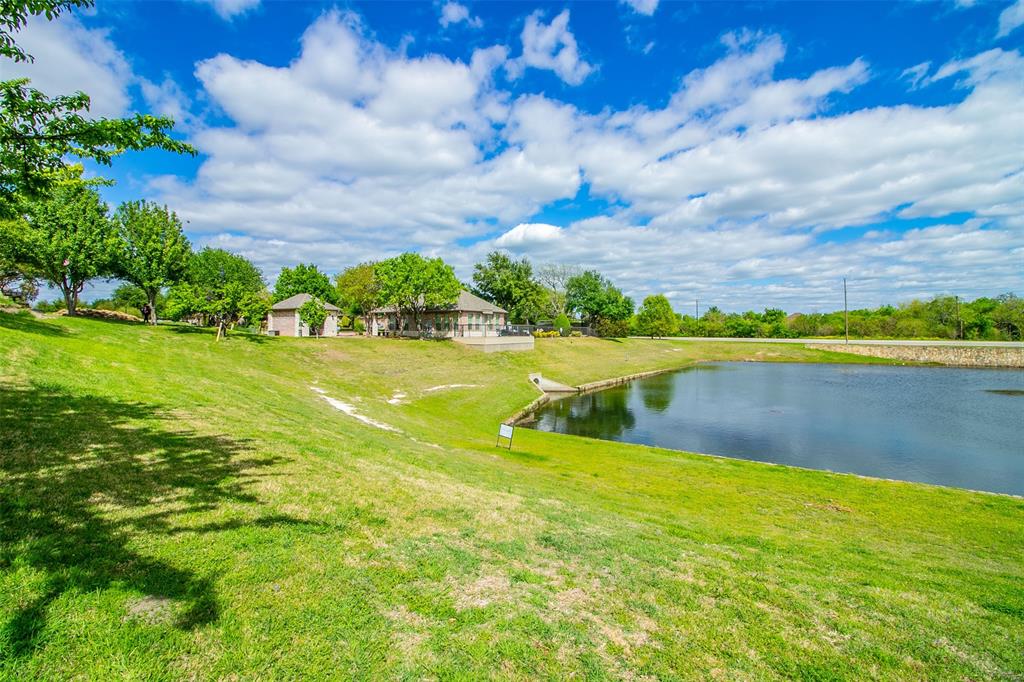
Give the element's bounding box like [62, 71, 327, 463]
[497, 423, 515, 449]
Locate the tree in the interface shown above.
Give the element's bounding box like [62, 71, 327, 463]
[298, 297, 328, 338]
[1, 2, 195, 215]
[536, 263, 580, 318]
[635, 295, 678, 337]
[0, 217, 39, 304]
[992, 294, 1023, 341]
[110, 280, 149, 313]
[20, 178, 119, 315]
[334, 262, 378, 332]
[374, 253, 461, 334]
[273, 263, 336, 305]
[113, 200, 190, 324]
[565, 270, 634, 334]
[166, 248, 267, 340]
[471, 251, 546, 323]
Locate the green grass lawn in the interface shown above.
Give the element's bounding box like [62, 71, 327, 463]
[1, 312, 1022, 680]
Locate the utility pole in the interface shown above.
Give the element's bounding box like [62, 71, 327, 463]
[695, 299, 699, 319]
[955, 295, 962, 340]
[843, 277, 849, 345]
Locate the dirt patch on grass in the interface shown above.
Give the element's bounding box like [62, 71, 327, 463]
[124, 595, 174, 625]
[453, 573, 513, 610]
[386, 605, 434, 660]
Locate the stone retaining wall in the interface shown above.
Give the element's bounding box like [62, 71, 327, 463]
[818, 344, 1024, 368]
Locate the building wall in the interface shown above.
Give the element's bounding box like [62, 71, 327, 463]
[297, 311, 339, 337]
[372, 310, 507, 337]
[269, 311, 298, 336]
[271, 310, 339, 337]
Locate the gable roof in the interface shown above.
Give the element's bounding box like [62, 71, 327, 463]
[370, 290, 506, 314]
[271, 293, 341, 312]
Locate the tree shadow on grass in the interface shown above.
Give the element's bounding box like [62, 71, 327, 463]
[168, 324, 271, 344]
[0, 311, 69, 337]
[0, 384, 285, 658]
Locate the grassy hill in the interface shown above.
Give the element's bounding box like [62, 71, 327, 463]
[1, 312, 1022, 680]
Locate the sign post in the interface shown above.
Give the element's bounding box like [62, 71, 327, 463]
[496, 423, 514, 450]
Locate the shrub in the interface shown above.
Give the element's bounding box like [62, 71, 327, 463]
[340, 315, 352, 328]
[354, 318, 366, 333]
[570, 330, 582, 337]
[593, 317, 630, 338]
[554, 312, 572, 336]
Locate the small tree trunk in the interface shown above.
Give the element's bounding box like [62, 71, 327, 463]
[146, 289, 158, 325]
[62, 287, 76, 316]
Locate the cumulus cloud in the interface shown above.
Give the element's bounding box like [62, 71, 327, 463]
[110, 13, 1020, 311]
[152, 10, 578, 275]
[4, 14, 133, 117]
[439, 1, 482, 29]
[997, 0, 1024, 38]
[506, 10, 595, 85]
[494, 223, 564, 248]
[620, 0, 659, 16]
[5, 13, 197, 133]
[198, 0, 260, 21]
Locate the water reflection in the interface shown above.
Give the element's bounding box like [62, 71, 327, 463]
[535, 389, 636, 440]
[639, 372, 676, 412]
[526, 363, 1024, 496]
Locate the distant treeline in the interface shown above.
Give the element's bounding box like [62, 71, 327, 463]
[664, 294, 1023, 341]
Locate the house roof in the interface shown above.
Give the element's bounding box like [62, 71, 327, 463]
[371, 290, 506, 314]
[271, 293, 341, 312]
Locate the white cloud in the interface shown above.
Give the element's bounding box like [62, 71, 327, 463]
[198, 0, 260, 21]
[439, 1, 482, 29]
[620, 0, 659, 16]
[139, 76, 194, 129]
[931, 47, 1024, 85]
[31, 10, 1003, 311]
[901, 61, 931, 89]
[997, 0, 1024, 38]
[3, 14, 133, 117]
[495, 222, 564, 248]
[506, 10, 595, 85]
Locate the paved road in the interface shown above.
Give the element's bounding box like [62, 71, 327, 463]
[635, 337, 1024, 348]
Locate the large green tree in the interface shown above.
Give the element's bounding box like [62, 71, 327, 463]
[334, 262, 378, 332]
[19, 179, 119, 315]
[0, 1, 195, 216]
[565, 270, 634, 333]
[471, 251, 546, 324]
[273, 263, 336, 305]
[374, 253, 460, 334]
[166, 247, 268, 340]
[634, 294, 678, 337]
[113, 200, 191, 324]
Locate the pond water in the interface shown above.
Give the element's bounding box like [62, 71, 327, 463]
[525, 362, 1024, 496]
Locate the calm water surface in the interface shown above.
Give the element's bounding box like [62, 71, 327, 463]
[526, 363, 1024, 495]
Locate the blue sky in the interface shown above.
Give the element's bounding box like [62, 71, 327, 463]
[4, 0, 1023, 311]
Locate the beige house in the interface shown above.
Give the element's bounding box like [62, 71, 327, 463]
[268, 294, 340, 337]
[370, 290, 507, 338]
